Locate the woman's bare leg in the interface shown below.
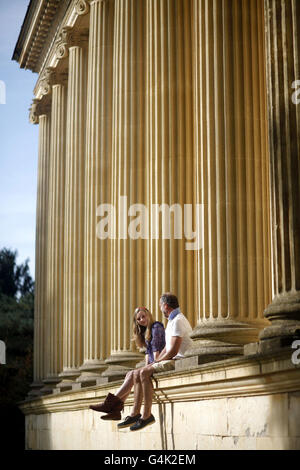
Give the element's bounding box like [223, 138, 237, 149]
[130, 370, 143, 416]
[115, 370, 135, 402]
[140, 365, 155, 420]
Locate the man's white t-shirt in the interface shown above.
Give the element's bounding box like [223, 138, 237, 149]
[165, 310, 193, 359]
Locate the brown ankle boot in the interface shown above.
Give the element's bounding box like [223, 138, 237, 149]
[101, 410, 122, 421]
[89, 393, 124, 413]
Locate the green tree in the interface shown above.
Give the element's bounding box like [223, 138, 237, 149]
[0, 248, 34, 450]
[0, 248, 34, 298]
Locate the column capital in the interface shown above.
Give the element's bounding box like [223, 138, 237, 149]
[74, 0, 90, 16]
[39, 67, 55, 97]
[55, 27, 89, 61]
[29, 98, 51, 124]
[29, 99, 40, 124]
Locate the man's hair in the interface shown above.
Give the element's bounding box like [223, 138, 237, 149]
[160, 292, 179, 309]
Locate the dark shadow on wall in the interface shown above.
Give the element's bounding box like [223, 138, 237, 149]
[0, 348, 33, 450]
[153, 378, 175, 450]
[0, 401, 25, 450]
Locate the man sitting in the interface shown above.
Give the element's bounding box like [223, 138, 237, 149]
[127, 292, 193, 431]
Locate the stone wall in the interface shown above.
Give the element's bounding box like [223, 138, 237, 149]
[21, 350, 300, 450]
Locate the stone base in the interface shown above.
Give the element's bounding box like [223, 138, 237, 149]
[102, 352, 145, 381]
[262, 292, 300, 342]
[20, 350, 300, 450]
[184, 339, 244, 365]
[40, 376, 61, 396]
[27, 381, 45, 399]
[101, 365, 132, 382]
[76, 360, 108, 387]
[175, 352, 243, 371]
[245, 336, 299, 356]
[55, 368, 81, 392]
[190, 319, 264, 343]
[183, 320, 267, 366]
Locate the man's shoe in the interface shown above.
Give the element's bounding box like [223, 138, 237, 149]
[130, 414, 155, 431]
[117, 414, 141, 429]
[89, 393, 124, 413]
[101, 410, 122, 421]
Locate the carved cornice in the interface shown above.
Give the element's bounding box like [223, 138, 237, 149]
[13, 0, 61, 71]
[13, 0, 91, 73]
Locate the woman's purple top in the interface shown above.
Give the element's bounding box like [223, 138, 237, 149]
[145, 321, 166, 364]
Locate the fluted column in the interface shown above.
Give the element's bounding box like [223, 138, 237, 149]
[29, 108, 51, 396]
[146, 0, 197, 328]
[260, 0, 300, 348]
[57, 36, 88, 391]
[103, 0, 147, 380]
[42, 79, 67, 392]
[77, 0, 114, 386]
[186, 0, 271, 364]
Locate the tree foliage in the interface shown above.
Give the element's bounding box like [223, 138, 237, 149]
[0, 248, 34, 298]
[0, 248, 34, 449]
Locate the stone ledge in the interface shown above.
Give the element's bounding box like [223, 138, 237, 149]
[19, 349, 300, 416]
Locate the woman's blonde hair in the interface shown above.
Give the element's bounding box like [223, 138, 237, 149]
[132, 307, 155, 348]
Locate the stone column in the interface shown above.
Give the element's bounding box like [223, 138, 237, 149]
[42, 77, 67, 393]
[183, 0, 271, 365]
[146, 0, 197, 328]
[76, 0, 115, 386]
[259, 0, 300, 350]
[56, 33, 88, 391]
[102, 0, 148, 381]
[28, 104, 51, 396]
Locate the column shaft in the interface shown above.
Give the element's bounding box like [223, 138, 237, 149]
[77, 0, 114, 386]
[146, 0, 196, 327]
[58, 43, 87, 390]
[30, 113, 51, 396]
[43, 83, 67, 391]
[260, 0, 300, 346]
[189, 0, 271, 362]
[103, 0, 147, 379]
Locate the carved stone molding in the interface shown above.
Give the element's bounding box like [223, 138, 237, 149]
[29, 98, 51, 124]
[55, 26, 89, 61]
[74, 0, 90, 16]
[29, 99, 40, 124]
[13, 0, 61, 71]
[55, 27, 72, 60]
[39, 67, 56, 96]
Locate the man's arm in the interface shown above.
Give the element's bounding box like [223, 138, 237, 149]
[155, 346, 166, 361]
[153, 351, 161, 361]
[155, 336, 182, 362]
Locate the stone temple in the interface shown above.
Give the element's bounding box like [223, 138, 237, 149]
[13, 0, 300, 450]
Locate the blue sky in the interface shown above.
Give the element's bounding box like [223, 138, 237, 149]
[0, 1, 38, 279]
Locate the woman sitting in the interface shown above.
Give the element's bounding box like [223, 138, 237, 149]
[89, 306, 165, 428]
